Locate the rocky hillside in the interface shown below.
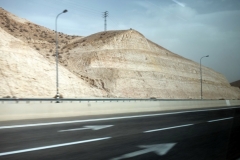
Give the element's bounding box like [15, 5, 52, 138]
[0, 7, 240, 99]
[0, 8, 106, 98]
[231, 80, 240, 89]
[62, 29, 240, 99]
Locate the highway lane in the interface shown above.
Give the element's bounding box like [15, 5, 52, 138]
[0, 106, 239, 160]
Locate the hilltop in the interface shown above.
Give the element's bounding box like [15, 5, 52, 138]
[0, 7, 240, 99]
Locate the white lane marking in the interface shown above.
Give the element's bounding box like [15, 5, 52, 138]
[144, 124, 193, 133]
[111, 143, 176, 160]
[208, 117, 233, 123]
[0, 106, 239, 130]
[58, 125, 113, 132]
[0, 137, 110, 156]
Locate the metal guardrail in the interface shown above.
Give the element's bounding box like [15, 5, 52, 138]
[0, 98, 217, 103]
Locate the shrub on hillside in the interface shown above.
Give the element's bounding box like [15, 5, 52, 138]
[53, 94, 63, 98]
[3, 96, 11, 98]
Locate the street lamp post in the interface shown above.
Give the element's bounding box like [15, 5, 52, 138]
[200, 55, 209, 99]
[55, 9, 67, 101]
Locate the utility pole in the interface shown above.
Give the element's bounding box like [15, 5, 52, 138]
[103, 11, 108, 31]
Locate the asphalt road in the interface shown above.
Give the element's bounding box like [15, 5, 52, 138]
[0, 106, 239, 160]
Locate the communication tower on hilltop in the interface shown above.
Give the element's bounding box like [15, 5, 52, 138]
[103, 11, 108, 31]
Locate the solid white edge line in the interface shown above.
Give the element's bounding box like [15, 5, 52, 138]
[0, 137, 111, 156]
[144, 124, 194, 133]
[208, 117, 233, 123]
[0, 106, 239, 130]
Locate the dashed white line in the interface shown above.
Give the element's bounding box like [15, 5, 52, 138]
[0, 137, 111, 156]
[58, 125, 113, 132]
[208, 117, 233, 123]
[0, 106, 238, 130]
[144, 124, 194, 133]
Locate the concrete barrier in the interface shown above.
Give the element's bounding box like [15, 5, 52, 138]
[229, 100, 240, 106]
[0, 100, 239, 121]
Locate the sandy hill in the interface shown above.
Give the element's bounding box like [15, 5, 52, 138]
[0, 7, 240, 99]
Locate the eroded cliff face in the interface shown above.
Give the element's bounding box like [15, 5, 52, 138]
[0, 8, 239, 99]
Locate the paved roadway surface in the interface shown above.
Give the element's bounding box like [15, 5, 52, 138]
[0, 106, 240, 160]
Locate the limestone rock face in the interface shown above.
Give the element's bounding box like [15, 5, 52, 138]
[0, 8, 239, 99]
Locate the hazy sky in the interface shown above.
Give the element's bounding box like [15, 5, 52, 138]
[1, 0, 240, 82]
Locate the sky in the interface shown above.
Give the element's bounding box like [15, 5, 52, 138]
[0, 0, 240, 83]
